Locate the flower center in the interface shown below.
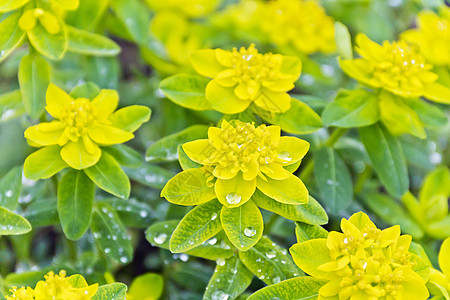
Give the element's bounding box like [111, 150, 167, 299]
[61, 99, 96, 138]
[212, 121, 279, 171]
[230, 44, 281, 84]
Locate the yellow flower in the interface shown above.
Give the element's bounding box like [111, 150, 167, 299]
[180, 119, 309, 207]
[1, 0, 79, 12]
[190, 44, 302, 114]
[19, 8, 62, 35]
[291, 212, 430, 300]
[401, 7, 450, 66]
[340, 33, 450, 104]
[144, 0, 220, 17]
[260, 0, 336, 55]
[428, 238, 450, 298]
[5, 271, 98, 300]
[24, 84, 148, 173]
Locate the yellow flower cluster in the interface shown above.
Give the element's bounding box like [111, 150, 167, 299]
[5, 271, 98, 300]
[291, 212, 429, 300]
[260, 0, 336, 54]
[401, 6, 450, 66]
[190, 44, 301, 114]
[181, 119, 309, 207]
[23, 84, 149, 175]
[340, 34, 450, 104]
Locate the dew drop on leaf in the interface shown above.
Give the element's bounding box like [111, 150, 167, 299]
[211, 213, 218, 220]
[154, 233, 167, 244]
[216, 258, 226, 266]
[226, 193, 241, 204]
[266, 250, 277, 259]
[278, 151, 292, 162]
[244, 226, 256, 237]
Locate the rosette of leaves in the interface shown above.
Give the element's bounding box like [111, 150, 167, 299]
[21, 82, 151, 249]
[153, 119, 328, 253]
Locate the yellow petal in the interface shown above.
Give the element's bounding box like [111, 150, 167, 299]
[354, 33, 385, 61]
[82, 134, 98, 154]
[378, 225, 401, 247]
[38, 11, 60, 34]
[215, 69, 238, 87]
[208, 127, 225, 149]
[423, 82, 450, 104]
[205, 80, 252, 114]
[280, 56, 302, 81]
[60, 139, 101, 169]
[190, 49, 224, 78]
[276, 137, 310, 165]
[182, 139, 216, 165]
[91, 89, 119, 119]
[254, 89, 291, 113]
[340, 218, 362, 238]
[348, 211, 376, 230]
[87, 124, 134, 145]
[241, 155, 259, 181]
[215, 172, 256, 208]
[24, 122, 64, 146]
[215, 48, 233, 67]
[266, 125, 281, 145]
[213, 165, 239, 180]
[318, 279, 341, 297]
[18, 9, 37, 31]
[234, 80, 260, 100]
[262, 79, 295, 92]
[260, 163, 289, 180]
[339, 57, 378, 89]
[401, 270, 430, 300]
[439, 238, 450, 279]
[45, 83, 73, 119]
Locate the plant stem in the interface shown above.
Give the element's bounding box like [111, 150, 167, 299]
[354, 165, 372, 195]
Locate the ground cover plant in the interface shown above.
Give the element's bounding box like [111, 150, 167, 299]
[0, 0, 449, 299]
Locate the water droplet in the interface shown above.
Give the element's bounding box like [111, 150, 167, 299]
[140, 210, 148, 218]
[266, 250, 277, 259]
[154, 233, 167, 244]
[208, 237, 217, 245]
[179, 254, 189, 262]
[272, 276, 281, 284]
[104, 248, 111, 254]
[226, 193, 241, 204]
[278, 151, 292, 162]
[326, 179, 334, 185]
[211, 290, 229, 300]
[216, 258, 226, 266]
[211, 213, 218, 220]
[244, 226, 256, 237]
[4, 190, 13, 197]
[188, 239, 194, 245]
[120, 256, 128, 263]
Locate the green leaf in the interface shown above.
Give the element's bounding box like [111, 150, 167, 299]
[313, 147, 352, 212]
[23, 145, 68, 180]
[295, 222, 328, 243]
[0, 10, 26, 62]
[247, 276, 327, 300]
[67, 25, 120, 56]
[239, 236, 302, 285]
[23, 198, 59, 227]
[109, 0, 150, 44]
[91, 202, 133, 263]
[289, 239, 331, 278]
[257, 98, 322, 134]
[159, 74, 212, 111]
[124, 164, 175, 190]
[146, 125, 208, 162]
[0, 90, 25, 123]
[177, 144, 201, 170]
[102, 144, 142, 168]
[84, 56, 119, 89]
[0, 207, 31, 236]
[57, 169, 94, 240]
[0, 166, 22, 211]
[18, 53, 51, 118]
[379, 92, 426, 139]
[322, 89, 379, 128]
[27, 21, 67, 60]
[405, 97, 448, 128]
[203, 255, 253, 300]
[169, 199, 223, 253]
[161, 168, 216, 206]
[359, 123, 409, 198]
[0, 0, 30, 12]
[127, 273, 163, 300]
[362, 193, 424, 239]
[221, 200, 263, 251]
[145, 220, 234, 260]
[419, 166, 450, 222]
[335, 21, 353, 60]
[97, 197, 153, 228]
[256, 173, 309, 205]
[427, 216, 450, 239]
[109, 105, 151, 132]
[69, 81, 100, 99]
[84, 152, 130, 199]
[92, 283, 127, 300]
[252, 190, 327, 225]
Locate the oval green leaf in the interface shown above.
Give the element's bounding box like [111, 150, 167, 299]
[0, 207, 31, 236]
[67, 25, 120, 56]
